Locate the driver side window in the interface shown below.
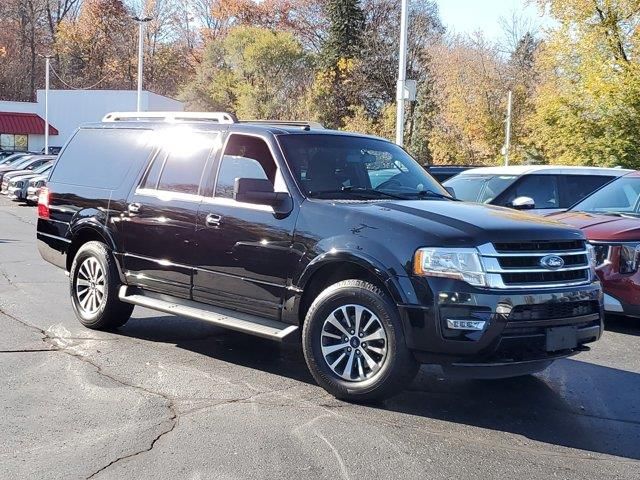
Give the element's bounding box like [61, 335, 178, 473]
[502, 175, 560, 209]
[215, 135, 276, 199]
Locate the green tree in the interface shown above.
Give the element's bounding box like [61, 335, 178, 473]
[181, 26, 313, 120]
[529, 0, 640, 168]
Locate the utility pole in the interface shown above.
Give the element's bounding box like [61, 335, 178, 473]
[395, 0, 409, 146]
[503, 90, 513, 166]
[44, 55, 51, 155]
[133, 15, 153, 112]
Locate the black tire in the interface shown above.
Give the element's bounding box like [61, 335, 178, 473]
[69, 241, 133, 330]
[302, 280, 419, 402]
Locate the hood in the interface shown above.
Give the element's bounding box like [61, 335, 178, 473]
[3, 170, 34, 181]
[7, 171, 41, 183]
[337, 200, 585, 247]
[549, 211, 640, 242]
[28, 174, 47, 184]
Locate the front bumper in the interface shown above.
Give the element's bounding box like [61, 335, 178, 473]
[6, 186, 24, 200]
[399, 277, 603, 372]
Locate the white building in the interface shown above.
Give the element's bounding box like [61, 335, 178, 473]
[0, 90, 184, 153]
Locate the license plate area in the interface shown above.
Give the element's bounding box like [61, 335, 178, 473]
[546, 326, 578, 352]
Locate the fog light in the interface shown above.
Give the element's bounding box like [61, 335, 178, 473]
[446, 319, 486, 331]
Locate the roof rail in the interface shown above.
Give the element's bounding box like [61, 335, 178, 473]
[102, 111, 237, 124]
[240, 120, 324, 130]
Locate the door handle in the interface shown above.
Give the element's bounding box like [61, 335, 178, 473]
[205, 213, 222, 227]
[128, 202, 142, 214]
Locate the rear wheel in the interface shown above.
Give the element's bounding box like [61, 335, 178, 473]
[302, 280, 418, 402]
[69, 241, 133, 330]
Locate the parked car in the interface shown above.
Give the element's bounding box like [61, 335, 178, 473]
[548, 172, 640, 317]
[443, 165, 631, 213]
[0, 155, 52, 184]
[37, 112, 603, 401]
[424, 165, 477, 182]
[5, 161, 55, 201]
[40, 146, 62, 155]
[0, 152, 31, 167]
[26, 174, 49, 205]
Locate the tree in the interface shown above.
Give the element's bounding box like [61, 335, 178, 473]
[181, 26, 313, 119]
[529, 0, 640, 168]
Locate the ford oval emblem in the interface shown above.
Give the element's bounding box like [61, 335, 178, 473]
[540, 255, 565, 270]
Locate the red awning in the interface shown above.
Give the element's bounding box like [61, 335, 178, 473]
[0, 112, 58, 135]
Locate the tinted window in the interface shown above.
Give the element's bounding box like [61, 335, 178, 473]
[50, 128, 153, 189]
[215, 135, 275, 199]
[140, 154, 163, 189]
[157, 152, 209, 195]
[500, 174, 560, 209]
[560, 175, 614, 207]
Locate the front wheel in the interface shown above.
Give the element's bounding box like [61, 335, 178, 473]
[302, 280, 418, 402]
[69, 241, 133, 330]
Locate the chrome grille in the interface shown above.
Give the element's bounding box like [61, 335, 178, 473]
[478, 241, 592, 289]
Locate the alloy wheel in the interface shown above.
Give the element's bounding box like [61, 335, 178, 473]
[320, 304, 388, 382]
[75, 257, 106, 315]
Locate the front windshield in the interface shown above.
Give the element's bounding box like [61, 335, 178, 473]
[571, 176, 640, 216]
[444, 174, 518, 203]
[33, 161, 53, 174]
[277, 134, 447, 200]
[9, 156, 35, 169]
[0, 154, 27, 166]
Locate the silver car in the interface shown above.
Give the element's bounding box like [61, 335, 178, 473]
[25, 173, 49, 204]
[6, 162, 54, 202]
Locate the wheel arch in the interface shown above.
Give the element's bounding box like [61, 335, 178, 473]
[295, 251, 409, 325]
[66, 222, 125, 283]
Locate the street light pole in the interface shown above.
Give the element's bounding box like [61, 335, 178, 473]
[44, 55, 51, 155]
[395, 0, 409, 146]
[133, 15, 153, 112]
[504, 90, 513, 166]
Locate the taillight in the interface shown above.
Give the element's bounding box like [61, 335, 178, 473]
[37, 186, 50, 219]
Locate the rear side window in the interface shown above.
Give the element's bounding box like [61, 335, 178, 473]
[560, 175, 614, 207]
[50, 128, 153, 189]
[139, 132, 218, 195]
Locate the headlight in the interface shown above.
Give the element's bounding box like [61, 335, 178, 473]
[619, 244, 640, 274]
[413, 247, 486, 287]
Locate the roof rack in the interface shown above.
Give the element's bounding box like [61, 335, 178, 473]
[102, 111, 237, 124]
[240, 120, 324, 130]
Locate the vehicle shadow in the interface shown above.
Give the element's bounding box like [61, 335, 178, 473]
[119, 314, 640, 461]
[605, 314, 640, 337]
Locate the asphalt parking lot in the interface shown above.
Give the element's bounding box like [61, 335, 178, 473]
[0, 196, 639, 479]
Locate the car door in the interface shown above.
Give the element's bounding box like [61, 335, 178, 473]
[193, 133, 299, 320]
[120, 131, 220, 299]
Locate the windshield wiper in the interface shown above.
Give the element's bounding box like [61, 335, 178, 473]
[308, 187, 406, 200]
[414, 189, 460, 201]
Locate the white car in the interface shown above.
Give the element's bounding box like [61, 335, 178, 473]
[444, 165, 633, 213]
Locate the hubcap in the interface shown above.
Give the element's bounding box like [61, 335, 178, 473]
[321, 304, 388, 382]
[75, 257, 106, 315]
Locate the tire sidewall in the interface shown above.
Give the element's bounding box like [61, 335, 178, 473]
[303, 282, 404, 397]
[69, 242, 113, 328]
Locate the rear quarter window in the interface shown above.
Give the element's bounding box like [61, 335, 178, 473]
[50, 128, 153, 189]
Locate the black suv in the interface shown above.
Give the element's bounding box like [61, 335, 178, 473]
[37, 113, 603, 401]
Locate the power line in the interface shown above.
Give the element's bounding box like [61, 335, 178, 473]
[49, 66, 111, 90]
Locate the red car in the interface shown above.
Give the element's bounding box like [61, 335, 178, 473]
[549, 172, 640, 317]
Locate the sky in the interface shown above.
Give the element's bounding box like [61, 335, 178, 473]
[437, 0, 547, 41]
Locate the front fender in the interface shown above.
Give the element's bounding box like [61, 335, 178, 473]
[293, 235, 417, 305]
